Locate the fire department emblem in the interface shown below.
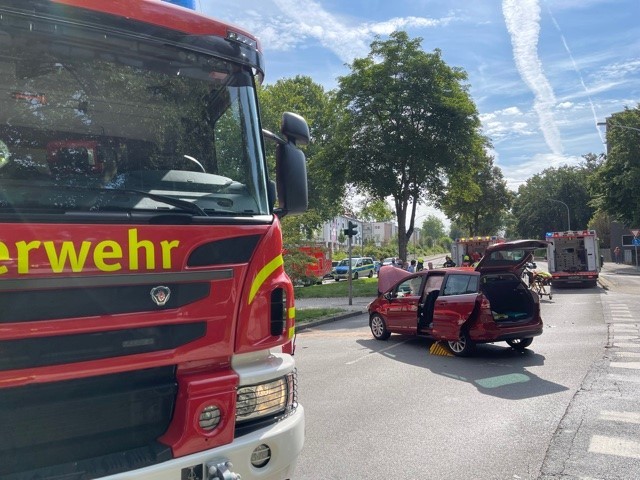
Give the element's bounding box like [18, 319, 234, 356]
[150, 286, 171, 306]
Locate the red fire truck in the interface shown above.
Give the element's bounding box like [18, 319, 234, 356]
[451, 236, 505, 266]
[0, 1, 308, 479]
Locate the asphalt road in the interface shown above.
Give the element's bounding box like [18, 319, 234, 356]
[293, 278, 608, 479]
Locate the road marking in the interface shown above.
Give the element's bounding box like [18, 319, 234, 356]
[608, 373, 640, 384]
[589, 435, 640, 459]
[612, 335, 637, 340]
[599, 410, 640, 424]
[610, 362, 640, 370]
[613, 351, 640, 358]
[611, 342, 640, 349]
[611, 325, 638, 332]
[345, 339, 411, 365]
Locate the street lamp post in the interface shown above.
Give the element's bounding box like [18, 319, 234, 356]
[548, 199, 571, 231]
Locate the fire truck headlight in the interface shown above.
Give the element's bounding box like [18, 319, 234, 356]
[236, 373, 296, 423]
[198, 405, 221, 431]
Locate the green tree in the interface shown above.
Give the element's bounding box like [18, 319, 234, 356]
[337, 31, 480, 261]
[512, 162, 595, 238]
[421, 215, 446, 239]
[441, 151, 512, 236]
[258, 76, 347, 239]
[358, 198, 394, 222]
[590, 105, 640, 226]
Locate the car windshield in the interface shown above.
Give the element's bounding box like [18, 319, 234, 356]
[0, 14, 269, 217]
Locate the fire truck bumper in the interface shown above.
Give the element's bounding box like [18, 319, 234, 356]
[102, 405, 305, 480]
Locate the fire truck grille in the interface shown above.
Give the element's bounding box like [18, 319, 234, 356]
[0, 366, 177, 478]
[0, 322, 206, 371]
[0, 282, 210, 323]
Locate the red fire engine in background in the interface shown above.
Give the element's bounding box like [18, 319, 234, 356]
[451, 236, 505, 266]
[0, 1, 308, 479]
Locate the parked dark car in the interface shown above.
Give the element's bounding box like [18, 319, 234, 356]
[368, 240, 548, 356]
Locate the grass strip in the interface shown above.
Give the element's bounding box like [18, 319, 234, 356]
[296, 307, 347, 323]
[294, 277, 378, 298]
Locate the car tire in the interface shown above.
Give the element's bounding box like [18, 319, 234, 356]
[447, 331, 475, 357]
[370, 314, 391, 340]
[334, 278, 339, 282]
[353, 272, 359, 280]
[506, 337, 533, 350]
[368, 270, 373, 278]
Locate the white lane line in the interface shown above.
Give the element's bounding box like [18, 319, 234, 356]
[612, 335, 637, 340]
[589, 435, 640, 459]
[613, 351, 640, 358]
[345, 339, 411, 365]
[608, 373, 640, 384]
[599, 410, 640, 424]
[611, 343, 640, 348]
[610, 362, 640, 370]
[611, 326, 638, 332]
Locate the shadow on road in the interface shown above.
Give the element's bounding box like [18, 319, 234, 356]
[356, 336, 569, 400]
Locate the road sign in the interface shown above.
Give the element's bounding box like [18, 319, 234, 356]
[634, 238, 640, 246]
[632, 229, 640, 237]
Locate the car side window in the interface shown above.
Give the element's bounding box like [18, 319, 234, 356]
[396, 276, 423, 297]
[442, 274, 478, 296]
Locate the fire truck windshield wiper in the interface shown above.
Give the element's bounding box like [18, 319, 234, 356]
[120, 188, 208, 216]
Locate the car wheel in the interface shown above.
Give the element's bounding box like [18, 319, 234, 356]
[370, 314, 391, 340]
[368, 270, 373, 278]
[353, 272, 359, 280]
[447, 331, 475, 357]
[334, 278, 339, 282]
[506, 337, 533, 350]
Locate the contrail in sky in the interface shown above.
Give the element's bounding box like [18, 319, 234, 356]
[543, 1, 605, 143]
[503, 0, 563, 155]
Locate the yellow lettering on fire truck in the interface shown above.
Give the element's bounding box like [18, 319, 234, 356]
[0, 229, 180, 275]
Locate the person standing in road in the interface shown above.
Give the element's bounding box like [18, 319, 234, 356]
[408, 259, 416, 273]
[614, 246, 621, 264]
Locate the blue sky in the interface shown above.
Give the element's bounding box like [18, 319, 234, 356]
[200, 0, 639, 223]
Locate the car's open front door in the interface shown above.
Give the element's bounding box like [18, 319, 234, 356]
[430, 272, 480, 340]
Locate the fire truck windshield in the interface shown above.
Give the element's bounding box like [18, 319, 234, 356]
[0, 13, 270, 217]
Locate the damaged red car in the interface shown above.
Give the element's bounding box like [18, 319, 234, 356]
[368, 240, 548, 356]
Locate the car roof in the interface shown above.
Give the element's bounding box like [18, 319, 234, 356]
[377, 266, 476, 293]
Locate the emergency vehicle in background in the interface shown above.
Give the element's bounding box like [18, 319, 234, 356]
[546, 230, 600, 287]
[0, 1, 308, 479]
[289, 245, 332, 285]
[451, 236, 505, 266]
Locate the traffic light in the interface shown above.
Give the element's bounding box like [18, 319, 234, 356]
[343, 221, 358, 237]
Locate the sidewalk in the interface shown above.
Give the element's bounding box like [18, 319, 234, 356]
[598, 261, 640, 289]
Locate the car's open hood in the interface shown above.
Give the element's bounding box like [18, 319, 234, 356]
[475, 239, 549, 273]
[377, 265, 412, 293]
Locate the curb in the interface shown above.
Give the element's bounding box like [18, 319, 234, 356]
[295, 310, 366, 332]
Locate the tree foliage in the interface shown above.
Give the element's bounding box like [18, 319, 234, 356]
[441, 149, 512, 236]
[336, 31, 481, 261]
[258, 76, 348, 242]
[358, 198, 394, 222]
[421, 214, 446, 239]
[511, 161, 597, 238]
[590, 105, 640, 227]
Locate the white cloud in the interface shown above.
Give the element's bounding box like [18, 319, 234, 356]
[502, 0, 563, 155]
[557, 101, 573, 109]
[222, 0, 458, 64]
[502, 153, 583, 190]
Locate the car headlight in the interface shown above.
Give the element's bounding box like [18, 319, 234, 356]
[235, 372, 297, 423]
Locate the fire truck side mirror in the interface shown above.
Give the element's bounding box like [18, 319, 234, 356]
[275, 112, 309, 216]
